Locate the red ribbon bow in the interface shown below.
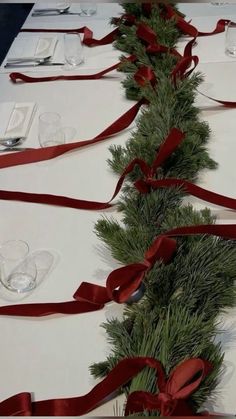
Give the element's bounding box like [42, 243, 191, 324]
[0, 357, 211, 416]
[126, 357, 212, 416]
[136, 22, 182, 59]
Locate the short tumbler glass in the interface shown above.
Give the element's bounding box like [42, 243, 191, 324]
[64, 33, 84, 67]
[0, 240, 36, 293]
[39, 112, 64, 147]
[225, 21, 236, 57]
[80, 3, 97, 16]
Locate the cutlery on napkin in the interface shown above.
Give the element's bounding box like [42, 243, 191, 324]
[0, 102, 36, 146]
[5, 36, 58, 67]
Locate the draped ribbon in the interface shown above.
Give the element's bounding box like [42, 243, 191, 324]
[0, 127, 184, 210]
[0, 357, 211, 416]
[125, 358, 212, 416]
[9, 55, 137, 83]
[135, 177, 236, 211]
[21, 26, 119, 47]
[0, 96, 144, 169]
[0, 222, 236, 318]
[162, 3, 230, 38]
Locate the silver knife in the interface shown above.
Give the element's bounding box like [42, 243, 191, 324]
[5, 61, 65, 68]
[32, 11, 82, 16]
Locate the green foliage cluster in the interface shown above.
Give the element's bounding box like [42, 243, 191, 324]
[90, 2, 236, 415]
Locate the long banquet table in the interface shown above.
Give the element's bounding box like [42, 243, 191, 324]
[1, 2, 236, 415]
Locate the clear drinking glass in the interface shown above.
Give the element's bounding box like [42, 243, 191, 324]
[64, 33, 84, 67]
[80, 3, 97, 16]
[39, 112, 64, 147]
[0, 240, 37, 293]
[225, 21, 236, 57]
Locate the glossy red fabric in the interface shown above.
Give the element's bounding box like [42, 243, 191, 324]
[21, 26, 119, 47]
[9, 55, 137, 83]
[135, 177, 236, 211]
[0, 97, 144, 170]
[0, 223, 236, 318]
[0, 357, 211, 416]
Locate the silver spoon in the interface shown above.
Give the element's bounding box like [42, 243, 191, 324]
[0, 137, 23, 147]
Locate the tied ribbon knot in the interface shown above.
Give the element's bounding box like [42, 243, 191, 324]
[0, 357, 212, 416]
[134, 65, 156, 87]
[125, 358, 212, 416]
[0, 224, 236, 317]
[136, 22, 182, 59]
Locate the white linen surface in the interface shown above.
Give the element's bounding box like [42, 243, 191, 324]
[1, 3, 236, 417]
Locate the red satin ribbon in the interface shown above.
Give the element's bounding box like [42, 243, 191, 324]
[0, 223, 236, 318]
[9, 54, 137, 84]
[162, 4, 230, 38]
[136, 22, 182, 59]
[0, 97, 144, 170]
[135, 177, 236, 211]
[0, 127, 183, 211]
[0, 357, 211, 416]
[134, 65, 156, 87]
[21, 26, 119, 47]
[125, 358, 212, 416]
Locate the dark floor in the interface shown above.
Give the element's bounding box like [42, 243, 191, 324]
[0, 4, 34, 64]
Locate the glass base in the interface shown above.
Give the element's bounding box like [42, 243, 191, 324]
[7, 272, 35, 293]
[225, 48, 236, 57]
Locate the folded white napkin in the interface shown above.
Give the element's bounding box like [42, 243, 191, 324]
[0, 102, 36, 142]
[7, 36, 58, 62]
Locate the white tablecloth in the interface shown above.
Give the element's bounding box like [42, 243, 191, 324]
[0, 2, 236, 415]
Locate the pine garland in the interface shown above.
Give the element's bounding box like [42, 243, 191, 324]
[90, 2, 236, 415]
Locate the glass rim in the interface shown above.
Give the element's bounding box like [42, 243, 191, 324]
[0, 240, 29, 261]
[39, 112, 61, 123]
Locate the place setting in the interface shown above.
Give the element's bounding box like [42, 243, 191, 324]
[31, 2, 97, 17]
[0, 101, 77, 153]
[1, 29, 88, 73]
[2, 33, 65, 71]
[0, 101, 36, 151]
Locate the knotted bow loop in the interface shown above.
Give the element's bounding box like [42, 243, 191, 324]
[144, 236, 177, 266]
[125, 357, 212, 416]
[172, 55, 199, 85]
[134, 127, 185, 190]
[134, 65, 156, 87]
[106, 263, 149, 303]
[166, 358, 212, 400]
[136, 22, 181, 59]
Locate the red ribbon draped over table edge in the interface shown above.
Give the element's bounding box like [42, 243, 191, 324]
[0, 223, 236, 318]
[0, 357, 211, 416]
